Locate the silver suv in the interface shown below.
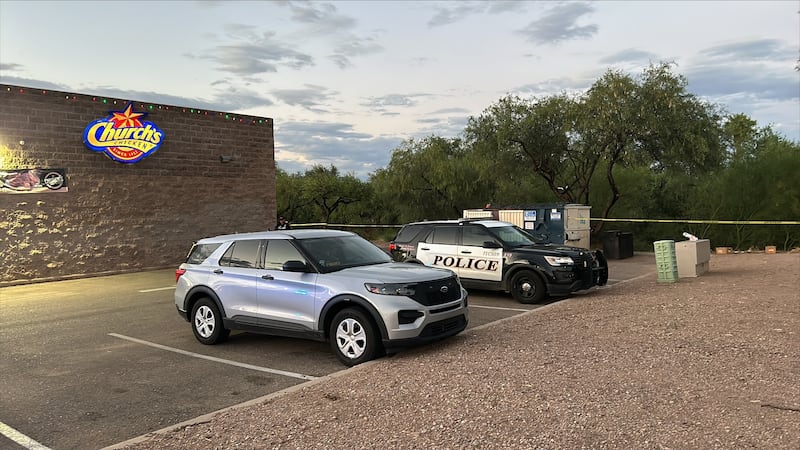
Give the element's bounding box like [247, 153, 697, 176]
[174, 229, 469, 366]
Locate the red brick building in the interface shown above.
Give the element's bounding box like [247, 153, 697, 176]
[0, 84, 276, 285]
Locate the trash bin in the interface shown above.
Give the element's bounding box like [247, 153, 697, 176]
[653, 240, 679, 283]
[602, 230, 634, 259]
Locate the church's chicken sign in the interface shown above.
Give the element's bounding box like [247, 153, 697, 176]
[83, 103, 164, 163]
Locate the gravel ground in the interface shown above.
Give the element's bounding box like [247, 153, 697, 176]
[118, 252, 799, 450]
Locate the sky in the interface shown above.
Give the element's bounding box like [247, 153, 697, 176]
[1, 0, 798, 179]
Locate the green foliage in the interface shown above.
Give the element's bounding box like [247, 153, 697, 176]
[275, 62, 799, 251]
[369, 136, 496, 222]
[686, 132, 800, 249]
[275, 164, 369, 227]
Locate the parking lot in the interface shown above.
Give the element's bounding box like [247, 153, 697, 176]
[0, 256, 653, 450]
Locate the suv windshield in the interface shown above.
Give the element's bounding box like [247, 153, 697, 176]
[489, 225, 542, 248]
[296, 235, 392, 272]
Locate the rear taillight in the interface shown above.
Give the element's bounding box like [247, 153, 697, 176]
[175, 268, 186, 282]
[388, 243, 397, 252]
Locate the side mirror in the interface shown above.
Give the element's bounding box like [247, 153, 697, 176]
[282, 260, 309, 272]
[483, 241, 502, 249]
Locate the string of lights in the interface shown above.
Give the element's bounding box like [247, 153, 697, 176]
[2, 85, 271, 125]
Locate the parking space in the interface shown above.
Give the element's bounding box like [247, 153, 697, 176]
[1, 255, 653, 450]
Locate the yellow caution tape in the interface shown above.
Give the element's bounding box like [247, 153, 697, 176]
[591, 218, 800, 225]
[292, 219, 800, 228]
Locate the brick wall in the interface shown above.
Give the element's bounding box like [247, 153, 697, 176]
[0, 84, 276, 285]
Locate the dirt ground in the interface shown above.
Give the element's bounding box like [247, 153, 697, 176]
[116, 252, 799, 450]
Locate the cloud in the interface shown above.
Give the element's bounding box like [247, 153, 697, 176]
[362, 94, 429, 109]
[429, 107, 471, 115]
[683, 39, 798, 103]
[189, 30, 314, 75]
[427, 1, 526, 27]
[428, 4, 484, 27]
[0, 75, 70, 91]
[412, 107, 473, 138]
[279, 2, 383, 69]
[685, 64, 799, 102]
[275, 120, 403, 178]
[277, 121, 373, 140]
[515, 2, 598, 44]
[328, 54, 352, 69]
[699, 39, 792, 62]
[599, 48, 660, 65]
[510, 75, 595, 97]
[286, 1, 357, 34]
[272, 84, 338, 113]
[486, 1, 528, 14]
[0, 62, 24, 72]
[331, 35, 383, 68]
[413, 114, 470, 139]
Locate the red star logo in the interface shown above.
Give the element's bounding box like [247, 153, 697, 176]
[109, 104, 144, 128]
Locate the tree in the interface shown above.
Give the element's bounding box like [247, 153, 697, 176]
[370, 136, 494, 222]
[276, 167, 314, 224]
[465, 94, 593, 204]
[303, 165, 367, 224]
[687, 127, 800, 249]
[723, 113, 761, 163]
[577, 63, 725, 230]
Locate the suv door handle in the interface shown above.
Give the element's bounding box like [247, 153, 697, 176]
[461, 251, 472, 254]
[261, 274, 274, 280]
[213, 269, 223, 274]
[420, 246, 430, 251]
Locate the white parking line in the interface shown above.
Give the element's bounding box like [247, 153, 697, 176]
[469, 304, 530, 313]
[108, 333, 318, 381]
[0, 421, 51, 450]
[138, 286, 174, 293]
[609, 272, 655, 285]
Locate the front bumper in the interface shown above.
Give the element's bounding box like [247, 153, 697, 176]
[546, 250, 609, 295]
[376, 286, 469, 348]
[382, 313, 468, 352]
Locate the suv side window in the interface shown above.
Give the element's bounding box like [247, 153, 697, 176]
[394, 224, 426, 243]
[264, 240, 305, 270]
[219, 239, 262, 268]
[427, 226, 459, 245]
[462, 225, 494, 247]
[186, 243, 221, 264]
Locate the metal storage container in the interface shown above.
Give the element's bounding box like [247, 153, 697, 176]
[675, 239, 711, 277]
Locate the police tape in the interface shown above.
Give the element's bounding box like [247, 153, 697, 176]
[291, 223, 400, 228]
[292, 219, 800, 228]
[592, 218, 800, 225]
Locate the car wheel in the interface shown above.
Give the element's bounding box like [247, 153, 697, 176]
[191, 297, 230, 344]
[510, 270, 546, 304]
[329, 308, 379, 366]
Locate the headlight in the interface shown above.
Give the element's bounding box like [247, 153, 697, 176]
[544, 255, 574, 266]
[365, 282, 416, 296]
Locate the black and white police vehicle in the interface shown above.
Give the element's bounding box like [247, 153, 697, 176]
[389, 219, 608, 304]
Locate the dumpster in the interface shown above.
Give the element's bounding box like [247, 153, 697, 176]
[602, 230, 634, 259]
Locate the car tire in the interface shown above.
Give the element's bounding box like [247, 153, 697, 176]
[510, 270, 546, 304]
[191, 297, 230, 345]
[329, 308, 380, 366]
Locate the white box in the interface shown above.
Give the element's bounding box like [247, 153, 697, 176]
[675, 239, 711, 277]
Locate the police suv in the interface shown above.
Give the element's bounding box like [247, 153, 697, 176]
[389, 219, 608, 304]
[175, 229, 469, 366]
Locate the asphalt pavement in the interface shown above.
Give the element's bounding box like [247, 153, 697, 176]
[0, 254, 656, 450]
